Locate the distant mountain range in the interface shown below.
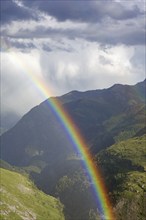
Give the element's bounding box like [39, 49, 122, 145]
[0, 112, 20, 135]
[0, 79, 146, 220]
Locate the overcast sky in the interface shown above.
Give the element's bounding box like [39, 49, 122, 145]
[0, 0, 146, 118]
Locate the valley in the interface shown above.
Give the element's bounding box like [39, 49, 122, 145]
[0, 80, 146, 220]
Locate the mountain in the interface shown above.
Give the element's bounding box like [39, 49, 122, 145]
[0, 167, 65, 220]
[96, 134, 146, 220]
[1, 79, 145, 167]
[0, 79, 145, 220]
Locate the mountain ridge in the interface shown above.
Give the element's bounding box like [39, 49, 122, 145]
[0, 79, 145, 220]
[1, 79, 145, 166]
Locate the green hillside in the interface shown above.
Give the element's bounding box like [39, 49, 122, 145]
[0, 168, 65, 220]
[0, 80, 145, 220]
[96, 135, 146, 220]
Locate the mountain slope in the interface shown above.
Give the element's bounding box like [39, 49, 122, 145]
[0, 80, 145, 220]
[0, 168, 65, 220]
[96, 134, 146, 220]
[1, 79, 145, 167]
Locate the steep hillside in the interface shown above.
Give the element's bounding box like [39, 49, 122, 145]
[1, 80, 145, 167]
[96, 134, 146, 220]
[31, 159, 99, 220]
[0, 168, 65, 220]
[0, 80, 145, 220]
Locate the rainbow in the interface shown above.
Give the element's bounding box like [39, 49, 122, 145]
[1, 41, 115, 220]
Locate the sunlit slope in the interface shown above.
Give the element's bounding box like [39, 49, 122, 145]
[97, 134, 146, 220]
[0, 168, 65, 220]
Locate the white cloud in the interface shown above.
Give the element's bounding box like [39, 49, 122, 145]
[1, 38, 145, 117]
[1, 50, 45, 115]
[39, 41, 144, 91]
[1, 13, 87, 39]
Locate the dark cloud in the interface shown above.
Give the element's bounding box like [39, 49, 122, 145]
[0, 0, 145, 46]
[0, 0, 37, 24]
[1, 0, 144, 28]
[85, 27, 145, 46]
[3, 20, 144, 46]
[22, 0, 101, 23]
[103, 3, 142, 20]
[22, 0, 143, 23]
[118, 29, 145, 45]
[11, 41, 35, 50]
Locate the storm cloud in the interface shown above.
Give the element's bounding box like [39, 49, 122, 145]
[0, 0, 145, 117]
[1, 0, 145, 46]
[0, 0, 38, 24]
[22, 0, 143, 23]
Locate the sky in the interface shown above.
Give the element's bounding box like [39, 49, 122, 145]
[0, 0, 146, 119]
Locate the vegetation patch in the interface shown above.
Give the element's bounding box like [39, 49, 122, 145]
[97, 135, 146, 220]
[0, 168, 65, 220]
